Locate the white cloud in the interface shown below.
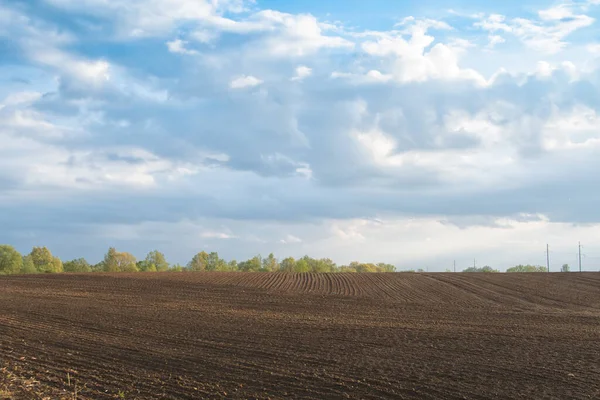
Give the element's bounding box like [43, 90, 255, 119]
[229, 75, 263, 89]
[201, 231, 237, 239]
[357, 20, 485, 84]
[44, 0, 251, 37]
[587, 43, 600, 53]
[248, 11, 354, 57]
[330, 70, 393, 84]
[279, 234, 302, 244]
[291, 65, 312, 81]
[535, 60, 555, 78]
[1, 92, 43, 107]
[542, 105, 600, 151]
[166, 39, 198, 55]
[486, 34, 505, 50]
[475, 4, 595, 54]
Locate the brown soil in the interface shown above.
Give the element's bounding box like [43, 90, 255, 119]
[1, 272, 599, 399]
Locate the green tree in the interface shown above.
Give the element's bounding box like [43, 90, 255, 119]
[463, 266, 498, 273]
[313, 258, 336, 273]
[280, 257, 296, 272]
[377, 263, 396, 272]
[29, 247, 63, 273]
[139, 250, 169, 272]
[262, 253, 279, 272]
[138, 260, 157, 272]
[294, 257, 310, 273]
[91, 261, 105, 272]
[147, 250, 169, 272]
[506, 264, 547, 273]
[0, 245, 23, 275]
[63, 258, 92, 273]
[20, 255, 37, 274]
[356, 263, 378, 273]
[561, 264, 570, 273]
[338, 265, 356, 273]
[228, 260, 238, 271]
[238, 255, 262, 272]
[103, 247, 137, 272]
[187, 251, 209, 272]
[206, 252, 228, 271]
[169, 263, 186, 272]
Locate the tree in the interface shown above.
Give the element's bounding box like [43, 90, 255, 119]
[63, 258, 92, 273]
[238, 255, 262, 272]
[463, 266, 498, 273]
[377, 263, 396, 273]
[91, 261, 105, 272]
[169, 263, 186, 272]
[506, 264, 546, 273]
[313, 258, 336, 273]
[0, 245, 23, 275]
[137, 260, 156, 272]
[262, 253, 279, 272]
[280, 257, 296, 272]
[228, 260, 238, 271]
[356, 263, 378, 273]
[294, 257, 310, 273]
[29, 247, 63, 273]
[206, 252, 227, 271]
[338, 265, 357, 273]
[103, 247, 137, 272]
[187, 251, 209, 272]
[21, 255, 37, 274]
[561, 264, 570, 273]
[139, 250, 169, 272]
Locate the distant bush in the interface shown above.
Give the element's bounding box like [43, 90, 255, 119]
[506, 265, 546, 273]
[63, 258, 92, 273]
[29, 247, 63, 273]
[0, 245, 23, 275]
[21, 255, 37, 274]
[103, 248, 137, 272]
[463, 266, 499, 273]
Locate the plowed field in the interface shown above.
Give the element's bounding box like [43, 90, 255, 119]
[1, 273, 599, 399]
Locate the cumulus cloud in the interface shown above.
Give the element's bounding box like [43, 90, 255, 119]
[42, 0, 252, 37]
[229, 75, 263, 89]
[474, 3, 596, 54]
[166, 39, 198, 55]
[356, 20, 485, 84]
[291, 66, 312, 81]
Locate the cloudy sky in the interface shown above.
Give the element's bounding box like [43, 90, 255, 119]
[2, 0, 600, 271]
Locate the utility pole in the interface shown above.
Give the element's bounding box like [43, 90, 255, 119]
[579, 242, 582, 273]
[546, 244, 550, 273]
[474, 258, 476, 269]
[453, 260, 456, 273]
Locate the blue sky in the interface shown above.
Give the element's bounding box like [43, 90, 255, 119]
[2, 0, 600, 270]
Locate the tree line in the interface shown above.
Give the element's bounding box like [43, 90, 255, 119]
[0, 245, 396, 275]
[463, 264, 571, 273]
[0, 245, 575, 275]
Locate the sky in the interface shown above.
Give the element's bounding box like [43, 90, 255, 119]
[2, 0, 600, 271]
